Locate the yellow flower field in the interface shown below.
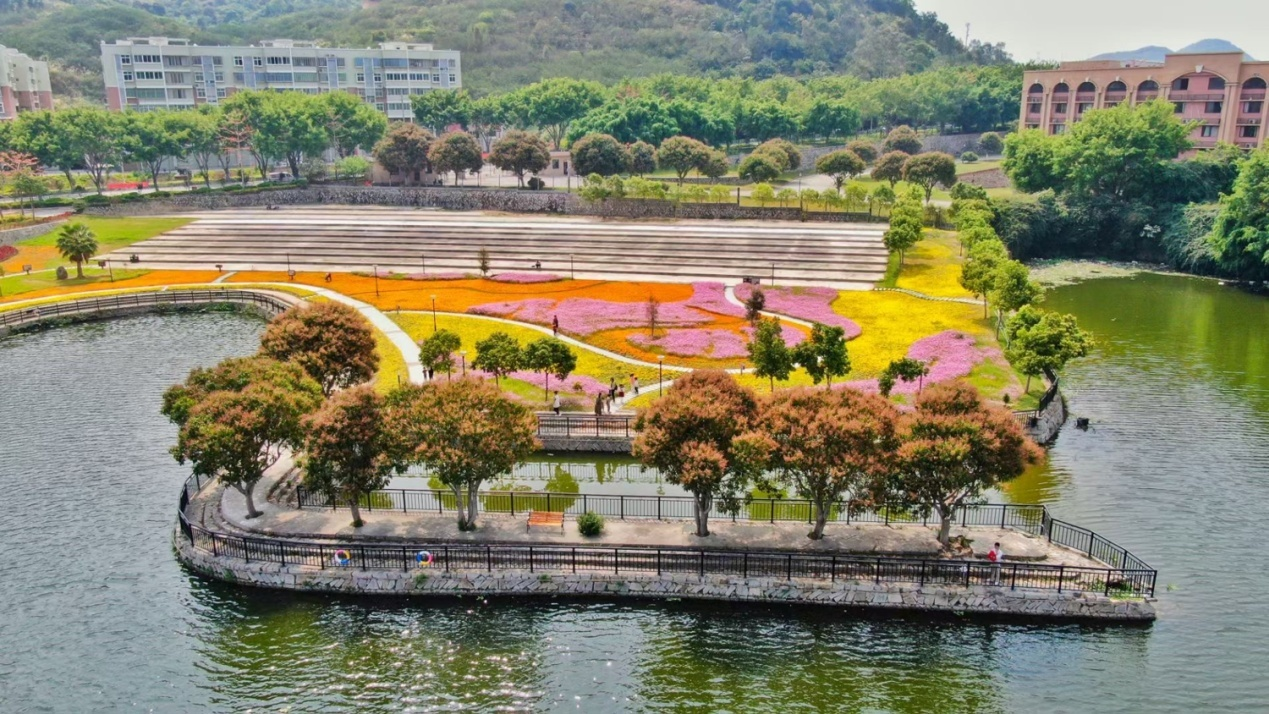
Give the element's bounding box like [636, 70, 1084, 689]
[895, 231, 976, 299]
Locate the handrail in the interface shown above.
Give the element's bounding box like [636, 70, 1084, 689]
[1, 288, 295, 329]
[535, 413, 633, 439]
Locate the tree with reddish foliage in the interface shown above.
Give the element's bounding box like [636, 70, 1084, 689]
[633, 371, 770, 536]
[489, 129, 550, 187]
[162, 357, 323, 518]
[373, 122, 435, 185]
[762, 388, 900, 539]
[886, 381, 1041, 547]
[387, 379, 539, 531]
[259, 302, 379, 397]
[301, 385, 401, 528]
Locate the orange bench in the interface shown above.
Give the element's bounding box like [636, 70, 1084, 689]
[527, 510, 564, 532]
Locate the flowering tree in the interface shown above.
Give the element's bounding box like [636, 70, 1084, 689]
[887, 381, 1041, 547]
[302, 386, 400, 528]
[762, 388, 899, 539]
[633, 371, 769, 536]
[259, 303, 379, 396]
[388, 380, 538, 531]
[162, 357, 322, 518]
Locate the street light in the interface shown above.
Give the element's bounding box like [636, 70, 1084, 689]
[431, 294, 438, 332]
[770, 262, 775, 287]
[658, 356, 664, 396]
[421, 253, 426, 273]
[460, 350, 467, 377]
[373, 265, 380, 297]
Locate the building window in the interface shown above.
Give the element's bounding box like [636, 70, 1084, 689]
[1174, 102, 1185, 113]
[234, 56, 244, 66]
[1205, 101, 1223, 114]
[133, 54, 162, 64]
[1240, 125, 1259, 138]
[215, 72, 224, 83]
[373, 74, 382, 83]
[1104, 102, 1119, 109]
[1025, 123, 1040, 130]
[217, 88, 227, 98]
[212, 56, 223, 66]
[1245, 101, 1264, 114]
[196, 87, 206, 98]
[388, 87, 410, 95]
[385, 72, 408, 81]
[1027, 102, 1041, 114]
[1076, 102, 1093, 114]
[264, 73, 293, 83]
[356, 72, 365, 83]
[552, 159, 560, 169]
[120, 55, 131, 65]
[122, 71, 134, 82]
[1051, 124, 1065, 135]
[194, 73, 204, 82]
[135, 71, 164, 80]
[252, 57, 263, 67]
[1200, 125, 1218, 138]
[449, 74, 457, 83]
[1053, 103, 1067, 115]
[432, 74, 441, 83]
[1209, 77, 1226, 90]
[164, 56, 187, 67]
[1174, 78, 1190, 91]
[267, 56, 291, 65]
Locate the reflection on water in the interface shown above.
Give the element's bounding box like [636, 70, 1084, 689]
[3, 276, 1269, 712]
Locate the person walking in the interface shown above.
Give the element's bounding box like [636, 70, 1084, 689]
[987, 542, 1004, 585]
[552, 315, 560, 336]
[594, 393, 604, 416]
[631, 374, 640, 396]
[609, 378, 618, 403]
[552, 391, 562, 415]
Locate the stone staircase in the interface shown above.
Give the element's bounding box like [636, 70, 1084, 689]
[105, 207, 891, 290]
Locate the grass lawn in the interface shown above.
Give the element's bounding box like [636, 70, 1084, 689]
[955, 160, 1003, 176]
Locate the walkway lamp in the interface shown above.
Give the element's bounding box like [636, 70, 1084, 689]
[461, 350, 467, 376]
[770, 262, 775, 287]
[431, 294, 438, 332]
[658, 356, 664, 396]
[373, 265, 380, 297]
[421, 253, 426, 273]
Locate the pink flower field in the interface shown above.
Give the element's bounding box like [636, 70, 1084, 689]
[734, 284, 861, 338]
[469, 282, 741, 335]
[842, 330, 985, 395]
[629, 329, 750, 358]
[404, 272, 469, 281]
[684, 282, 746, 318]
[490, 272, 563, 283]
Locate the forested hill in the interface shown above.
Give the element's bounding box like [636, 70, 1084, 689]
[0, 0, 1010, 101]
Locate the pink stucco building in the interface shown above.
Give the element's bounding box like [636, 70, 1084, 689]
[1021, 52, 1268, 151]
[0, 45, 53, 120]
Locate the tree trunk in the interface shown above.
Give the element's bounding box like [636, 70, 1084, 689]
[466, 483, 480, 529]
[349, 497, 364, 527]
[810, 502, 829, 540]
[937, 507, 953, 547]
[75, 259, 84, 279]
[1025, 373, 1032, 392]
[693, 493, 712, 537]
[543, 372, 549, 401]
[237, 483, 261, 519]
[452, 485, 468, 529]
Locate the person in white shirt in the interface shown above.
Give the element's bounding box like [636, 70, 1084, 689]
[552, 391, 562, 415]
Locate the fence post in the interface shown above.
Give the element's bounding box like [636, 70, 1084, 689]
[830, 556, 836, 582]
[614, 549, 619, 574]
[1057, 565, 1064, 593]
[919, 561, 925, 586]
[584, 494, 589, 515]
[657, 496, 661, 521]
[620, 496, 624, 520]
[547, 492, 552, 512]
[786, 554, 792, 581]
[403, 547, 409, 572]
[743, 552, 749, 578]
[445, 546, 450, 572]
[572, 547, 576, 574]
[1105, 570, 1112, 596]
[1001, 504, 1008, 529]
[875, 558, 881, 584]
[964, 562, 971, 587]
[699, 551, 705, 577]
[510, 491, 516, 516]
[566, 418, 571, 438]
[657, 550, 662, 575]
[487, 547, 493, 572]
[529, 546, 534, 573]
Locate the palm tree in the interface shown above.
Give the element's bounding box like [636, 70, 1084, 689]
[56, 222, 99, 279]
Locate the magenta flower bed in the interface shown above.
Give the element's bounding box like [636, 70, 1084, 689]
[741, 323, 806, 348]
[684, 282, 746, 317]
[841, 331, 985, 395]
[491, 272, 563, 283]
[734, 284, 861, 338]
[629, 329, 750, 359]
[459, 366, 611, 397]
[405, 271, 468, 281]
[470, 297, 707, 335]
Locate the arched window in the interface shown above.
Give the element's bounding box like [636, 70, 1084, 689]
[1077, 81, 1096, 93]
[1028, 82, 1045, 94]
[1138, 80, 1159, 92]
[1053, 82, 1070, 94]
[1107, 81, 1127, 92]
[1244, 77, 1267, 90]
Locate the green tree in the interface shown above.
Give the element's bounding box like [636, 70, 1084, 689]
[58, 106, 128, 193]
[816, 149, 867, 191]
[751, 182, 775, 206]
[521, 77, 607, 148]
[846, 139, 878, 164]
[570, 133, 630, 177]
[372, 122, 435, 184]
[736, 101, 799, 142]
[301, 385, 400, 528]
[871, 150, 909, 188]
[878, 357, 930, 397]
[177, 106, 223, 189]
[738, 152, 782, 183]
[472, 331, 522, 385]
[870, 184, 896, 215]
[259, 303, 379, 397]
[223, 91, 329, 179]
[335, 155, 373, 181]
[1058, 100, 1193, 200]
[419, 329, 462, 383]
[1209, 147, 1269, 280]
[902, 151, 958, 203]
[960, 238, 1010, 316]
[1001, 129, 1063, 194]
[656, 135, 712, 184]
[884, 187, 924, 266]
[126, 110, 186, 193]
[747, 317, 794, 392]
[698, 150, 729, 180]
[320, 90, 388, 157]
[978, 132, 1004, 155]
[1004, 306, 1094, 391]
[754, 138, 801, 171]
[428, 131, 484, 186]
[11, 111, 83, 187]
[162, 357, 322, 519]
[988, 260, 1043, 331]
[882, 125, 922, 155]
[410, 89, 474, 133]
[523, 337, 578, 400]
[629, 140, 657, 176]
[632, 371, 769, 537]
[801, 99, 861, 140]
[489, 129, 550, 187]
[763, 387, 898, 539]
[792, 323, 851, 388]
[55, 222, 97, 278]
[388, 379, 538, 531]
[887, 381, 1040, 546]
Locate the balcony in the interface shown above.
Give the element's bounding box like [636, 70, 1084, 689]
[1075, 92, 1096, 102]
[1192, 139, 1218, 149]
[1169, 92, 1225, 101]
[1051, 92, 1070, 101]
[1237, 117, 1263, 126]
[1105, 92, 1127, 103]
[1240, 90, 1266, 101]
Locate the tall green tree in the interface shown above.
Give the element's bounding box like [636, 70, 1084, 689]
[871, 150, 909, 188]
[988, 260, 1043, 332]
[738, 152, 782, 183]
[884, 187, 924, 266]
[656, 135, 712, 184]
[902, 151, 958, 203]
[387, 379, 538, 531]
[472, 331, 522, 385]
[792, 323, 851, 388]
[320, 90, 388, 157]
[126, 110, 187, 193]
[570, 133, 630, 177]
[882, 125, 922, 155]
[489, 130, 549, 187]
[55, 222, 97, 278]
[1209, 147, 1269, 280]
[301, 385, 401, 528]
[629, 140, 657, 176]
[259, 303, 379, 397]
[1001, 129, 1063, 194]
[523, 337, 578, 400]
[878, 357, 930, 397]
[58, 107, 128, 193]
[428, 131, 484, 186]
[162, 357, 323, 519]
[418, 329, 462, 383]
[521, 78, 607, 148]
[633, 371, 769, 537]
[801, 99, 861, 140]
[747, 317, 794, 392]
[960, 238, 1010, 317]
[1004, 306, 1094, 391]
[13, 110, 83, 187]
[410, 89, 474, 133]
[763, 388, 899, 539]
[816, 149, 867, 191]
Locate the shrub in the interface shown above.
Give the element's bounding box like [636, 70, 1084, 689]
[526, 176, 546, 190]
[577, 511, 605, 537]
[961, 151, 979, 163]
[83, 194, 111, 206]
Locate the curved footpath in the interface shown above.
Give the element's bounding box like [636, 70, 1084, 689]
[174, 460, 1157, 622]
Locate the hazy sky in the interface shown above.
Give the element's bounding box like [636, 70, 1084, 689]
[915, 0, 1269, 62]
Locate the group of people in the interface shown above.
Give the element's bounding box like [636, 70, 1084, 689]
[547, 374, 643, 416]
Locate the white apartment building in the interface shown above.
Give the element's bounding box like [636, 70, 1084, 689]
[0, 44, 53, 120]
[100, 37, 461, 122]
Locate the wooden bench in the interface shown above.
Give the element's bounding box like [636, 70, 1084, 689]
[527, 510, 564, 532]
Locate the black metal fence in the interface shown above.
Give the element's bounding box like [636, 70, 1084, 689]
[1014, 368, 1061, 423]
[536, 414, 634, 439]
[1, 288, 294, 329]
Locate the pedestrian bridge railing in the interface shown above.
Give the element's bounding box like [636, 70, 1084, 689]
[0, 288, 295, 330]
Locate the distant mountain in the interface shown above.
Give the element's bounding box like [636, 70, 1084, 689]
[1091, 39, 1254, 63]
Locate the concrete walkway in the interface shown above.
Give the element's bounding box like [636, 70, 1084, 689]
[217, 463, 1104, 569]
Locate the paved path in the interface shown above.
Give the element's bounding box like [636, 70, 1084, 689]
[215, 462, 1104, 568]
[874, 286, 984, 306]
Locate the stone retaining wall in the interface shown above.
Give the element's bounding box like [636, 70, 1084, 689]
[537, 436, 633, 453]
[174, 532, 1155, 621]
[1025, 392, 1067, 445]
[82, 186, 887, 224]
[0, 218, 67, 247]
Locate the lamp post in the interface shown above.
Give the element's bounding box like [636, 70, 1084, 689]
[373, 265, 380, 297]
[658, 356, 664, 396]
[460, 350, 467, 377]
[570, 254, 574, 279]
[770, 262, 775, 287]
[431, 294, 438, 332]
[421, 253, 426, 273]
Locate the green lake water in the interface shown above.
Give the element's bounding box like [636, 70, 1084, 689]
[1, 272, 1266, 712]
